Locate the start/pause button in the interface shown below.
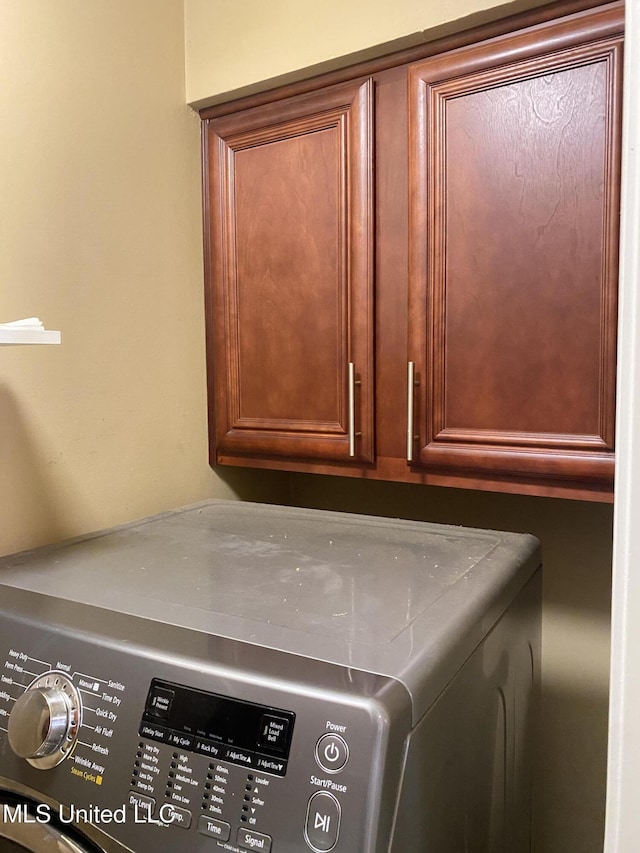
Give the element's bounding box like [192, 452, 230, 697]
[304, 791, 341, 852]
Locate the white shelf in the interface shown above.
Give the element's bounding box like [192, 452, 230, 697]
[0, 329, 61, 346]
[0, 318, 61, 346]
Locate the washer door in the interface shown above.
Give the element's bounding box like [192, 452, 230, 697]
[0, 792, 104, 853]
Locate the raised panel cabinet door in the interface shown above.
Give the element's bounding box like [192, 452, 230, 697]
[203, 79, 374, 463]
[407, 5, 622, 489]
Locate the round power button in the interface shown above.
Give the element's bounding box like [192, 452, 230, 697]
[315, 734, 349, 774]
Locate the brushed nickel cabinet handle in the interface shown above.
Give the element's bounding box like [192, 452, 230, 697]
[407, 361, 416, 462]
[348, 362, 362, 458]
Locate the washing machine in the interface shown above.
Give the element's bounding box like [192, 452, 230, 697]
[0, 500, 541, 853]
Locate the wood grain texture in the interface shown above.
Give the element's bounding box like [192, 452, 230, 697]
[375, 65, 410, 460]
[233, 127, 341, 425]
[408, 6, 622, 486]
[203, 79, 374, 462]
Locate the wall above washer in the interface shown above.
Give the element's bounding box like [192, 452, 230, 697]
[184, 0, 558, 107]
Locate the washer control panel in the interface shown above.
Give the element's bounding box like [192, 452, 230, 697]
[0, 610, 404, 853]
[127, 683, 359, 853]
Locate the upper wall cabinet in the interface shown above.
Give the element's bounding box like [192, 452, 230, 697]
[203, 79, 374, 463]
[201, 1, 623, 501]
[406, 4, 622, 492]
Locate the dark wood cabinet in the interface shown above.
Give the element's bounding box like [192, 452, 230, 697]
[407, 3, 622, 489]
[203, 79, 374, 463]
[201, 0, 623, 501]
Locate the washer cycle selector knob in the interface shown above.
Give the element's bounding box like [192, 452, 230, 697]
[8, 672, 82, 770]
[315, 734, 349, 773]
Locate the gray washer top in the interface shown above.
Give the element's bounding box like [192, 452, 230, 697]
[0, 500, 540, 722]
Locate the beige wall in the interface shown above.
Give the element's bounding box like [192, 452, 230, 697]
[183, 2, 615, 852]
[185, 0, 555, 105]
[0, 0, 287, 557]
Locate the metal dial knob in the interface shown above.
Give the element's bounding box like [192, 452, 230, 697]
[8, 672, 82, 770]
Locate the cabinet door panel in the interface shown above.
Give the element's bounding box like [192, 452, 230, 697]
[408, 10, 621, 485]
[204, 79, 373, 462]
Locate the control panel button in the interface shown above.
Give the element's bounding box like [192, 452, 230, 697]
[167, 731, 194, 750]
[238, 827, 272, 851]
[146, 686, 174, 720]
[255, 755, 287, 776]
[305, 791, 341, 852]
[198, 815, 231, 841]
[139, 722, 170, 743]
[159, 803, 192, 829]
[193, 737, 224, 760]
[315, 734, 349, 773]
[127, 791, 155, 819]
[257, 714, 291, 751]
[223, 746, 254, 767]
